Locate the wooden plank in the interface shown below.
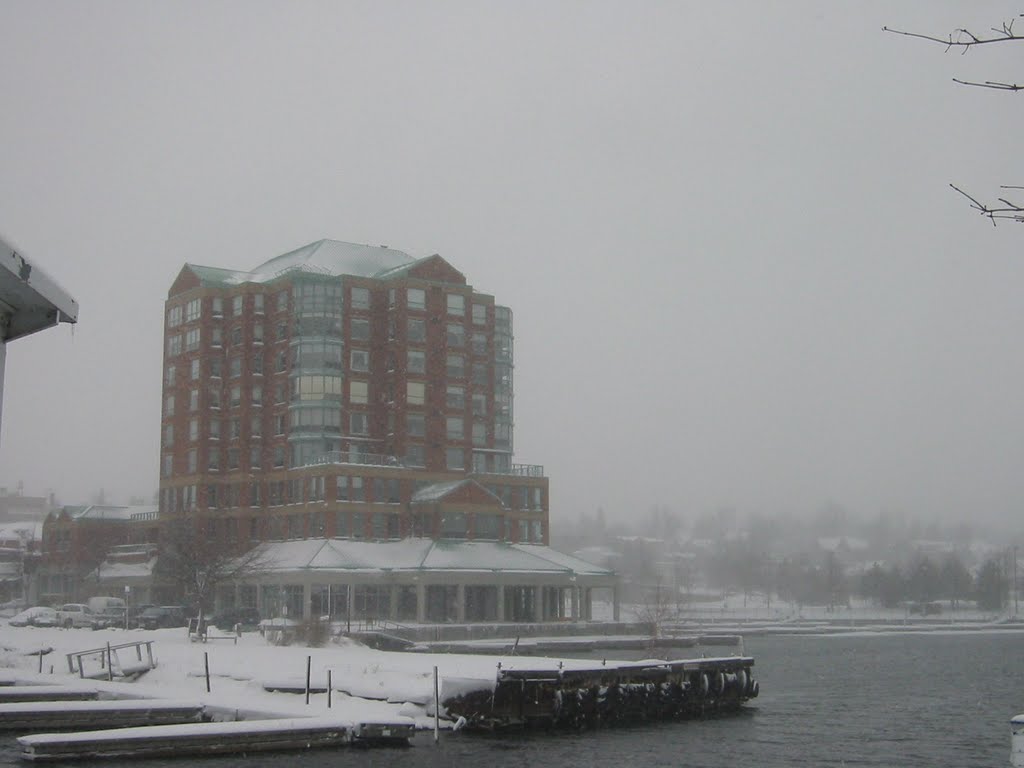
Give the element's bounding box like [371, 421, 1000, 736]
[0, 687, 98, 703]
[18, 716, 412, 761]
[0, 700, 203, 731]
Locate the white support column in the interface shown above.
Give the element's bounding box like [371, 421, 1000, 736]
[456, 584, 466, 623]
[496, 583, 506, 622]
[416, 582, 426, 623]
[533, 586, 543, 623]
[613, 584, 621, 622]
[570, 586, 580, 620]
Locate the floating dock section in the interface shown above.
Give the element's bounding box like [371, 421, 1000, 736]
[17, 716, 414, 761]
[444, 655, 758, 730]
[0, 700, 203, 731]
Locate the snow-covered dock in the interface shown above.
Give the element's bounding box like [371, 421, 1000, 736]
[0, 686, 99, 703]
[0, 699, 203, 731]
[17, 716, 415, 761]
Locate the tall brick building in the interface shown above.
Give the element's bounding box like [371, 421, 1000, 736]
[160, 240, 616, 623]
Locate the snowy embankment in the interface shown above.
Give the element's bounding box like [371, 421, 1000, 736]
[0, 625, 624, 729]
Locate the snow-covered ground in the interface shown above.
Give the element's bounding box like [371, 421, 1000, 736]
[0, 624, 647, 729]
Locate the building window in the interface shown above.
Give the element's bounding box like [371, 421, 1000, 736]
[167, 334, 182, 356]
[190, 359, 200, 380]
[164, 395, 175, 417]
[447, 354, 464, 378]
[231, 417, 241, 439]
[167, 305, 183, 327]
[277, 290, 288, 312]
[252, 385, 262, 406]
[446, 447, 464, 471]
[252, 355, 263, 375]
[231, 326, 242, 345]
[212, 297, 223, 317]
[253, 324, 264, 345]
[187, 449, 197, 473]
[446, 385, 465, 410]
[189, 389, 199, 411]
[210, 358, 222, 378]
[230, 357, 241, 378]
[472, 421, 486, 446]
[407, 381, 425, 406]
[275, 415, 286, 435]
[405, 444, 425, 467]
[447, 323, 464, 347]
[446, 417, 464, 440]
[349, 380, 368, 404]
[211, 327, 222, 348]
[253, 294, 264, 314]
[165, 365, 176, 386]
[230, 386, 241, 408]
[472, 303, 487, 325]
[471, 333, 487, 356]
[440, 511, 467, 539]
[407, 288, 425, 310]
[232, 295, 243, 316]
[351, 318, 370, 341]
[309, 477, 325, 503]
[447, 294, 465, 316]
[351, 286, 370, 310]
[207, 449, 220, 471]
[251, 415, 262, 437]
[163, 424, 174, 447]
[350, 412, 369, 435]
[352, 512, 366, 539]
[475, 513, 500, 540]
[471, 393, 486, 416]
[209, 387, 222, 410]
[276, 350, 288, 373]
[162, 454, 173, 476]
[273, 446, 285, 468]
[293, 375, 343, 401]
[350, 349, 369, 372]
[209, 419, 221, 439]
[407, 318, 425, 343]
[472, 363, 488, 386]
[406, 350, 425, 376]
[228, 448, 240, 470]
[185, 298, 201, 323]
[407, 413, 425, 437]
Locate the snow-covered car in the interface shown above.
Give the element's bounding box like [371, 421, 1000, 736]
[57, 603, 97, 629]
[8, 606, 59, 627]
[138, 605, 187, 629]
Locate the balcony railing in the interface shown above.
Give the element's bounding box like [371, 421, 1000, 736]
[475, 463, 544, 477]
[299, 452, 544, 477]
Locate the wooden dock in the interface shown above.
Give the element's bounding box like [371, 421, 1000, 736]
[0, 686, 99, 704]
[0, 699, 203, 731]
[17, 716, 414, 761]
[444, 655, 759, 730]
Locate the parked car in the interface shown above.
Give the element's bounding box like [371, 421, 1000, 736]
[57, 603, 97, 629]
[9, 606, 60, 628]
[211, 607, 261, 632]
[126, 604, 155, 629]
[138, 605, 188, 630]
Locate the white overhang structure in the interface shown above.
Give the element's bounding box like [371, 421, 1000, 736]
[0, 235, 79, 440]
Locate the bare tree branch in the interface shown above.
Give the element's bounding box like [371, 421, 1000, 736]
[951, 78, 1024, 91]
[883, 17, 1024, 51]
[950, 184, 1024, 225]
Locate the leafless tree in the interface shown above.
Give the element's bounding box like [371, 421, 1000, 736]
[157, 519, 274, 625]
[884, 15, 1024, 223]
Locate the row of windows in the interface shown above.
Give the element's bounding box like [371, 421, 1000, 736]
[160, 476, 542, 513]
[169, 287, 501, 334]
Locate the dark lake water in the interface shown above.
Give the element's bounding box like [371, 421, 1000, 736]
[3, 631, 1021, 767]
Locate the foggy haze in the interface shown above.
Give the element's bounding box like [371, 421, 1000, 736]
[1, 1, 1022, 526]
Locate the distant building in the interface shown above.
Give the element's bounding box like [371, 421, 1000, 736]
[37, 505, 158, 605]
[160, 240, 616, 622]
[0, 235, 79, 443]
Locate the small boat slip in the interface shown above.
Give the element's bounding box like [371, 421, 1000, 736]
[0, 699, 203, 731]
[17, 716, 414, 761]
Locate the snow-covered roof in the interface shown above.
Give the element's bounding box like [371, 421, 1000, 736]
[0, 521, 42, 541]
[185, 240, 416, 287]
[410, 479, 503, 506]
[0, 234, 78, 341]
[61, 505, 156, 522]
[89, 558, 157, 582]
[249, 539, 615, 578]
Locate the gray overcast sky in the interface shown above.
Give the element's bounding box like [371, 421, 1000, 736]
[1, 1, 1022, 526]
